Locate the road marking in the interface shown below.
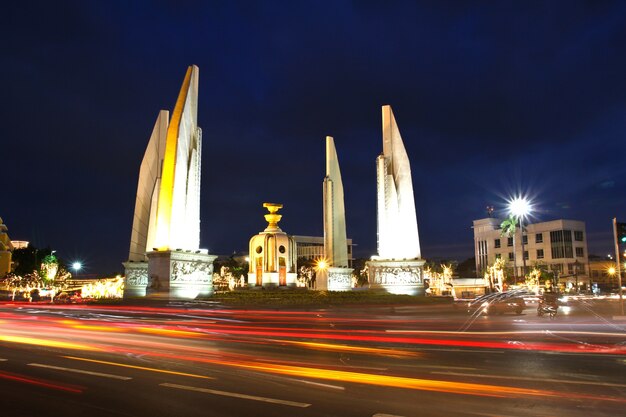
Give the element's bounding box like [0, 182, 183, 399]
[417, 348, 505, 354]
[28, 363, 132, 380]
[386, 330, 626, 337]
[431, 371, 626, 388]
[284, 377, 345, 390]
[63, 356, 214, 380]
[0, 358, 7, 361]
[373, 414, 405, 417]
[160, 383, 311, 408]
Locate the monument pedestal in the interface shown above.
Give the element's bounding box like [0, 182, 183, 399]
[123, 261, 149, 297]
[366, 259, 426, 296]
[124, 251, 216, 299]
[316, 267, 353, 291]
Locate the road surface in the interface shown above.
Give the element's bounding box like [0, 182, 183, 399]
[0, 298, 624, 416]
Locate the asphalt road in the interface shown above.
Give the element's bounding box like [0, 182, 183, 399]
[0, 299, 624, 417]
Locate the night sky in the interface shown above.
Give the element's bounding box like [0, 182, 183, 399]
[4, 1, 626, 275]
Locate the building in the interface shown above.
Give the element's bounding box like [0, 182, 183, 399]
[473, 218, 589, 287]
[0, 218, 14, 277]
[293, 235, 354, 267]
[588, 258, 625, 290]
[10, 241, 29, 250]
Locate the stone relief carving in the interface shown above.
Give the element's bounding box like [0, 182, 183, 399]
[328, 271, 351, 287]
[171, 260, 213, 283]
[372, 266, 422, 285]
[126, 266, 148, 286]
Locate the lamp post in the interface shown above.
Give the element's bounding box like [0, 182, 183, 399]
[509, 197, 531, 281]
[72, 262, 82, 280]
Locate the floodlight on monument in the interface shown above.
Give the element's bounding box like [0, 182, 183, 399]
[316, 259, 328, 271]
[608, 266, 616, 276]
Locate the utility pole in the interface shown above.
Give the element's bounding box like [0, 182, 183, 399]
[612, 218, 624, 316]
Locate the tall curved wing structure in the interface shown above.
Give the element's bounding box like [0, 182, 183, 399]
[128, 65, 202, 261]
[376, 105, 421, 260]
[128, 110, 168, 261]
[323, 136, 349, 267]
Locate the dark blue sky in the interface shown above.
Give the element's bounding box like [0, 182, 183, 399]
[3, 1, 626, 274]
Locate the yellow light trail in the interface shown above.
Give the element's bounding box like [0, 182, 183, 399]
[275, 340, 419, 357]
[194, 358, 622, 401]
[0, 335, 101, 352]
[63, 356, 214, 380]
[137, 327, 204, 338]
[72, 325, 127, 332]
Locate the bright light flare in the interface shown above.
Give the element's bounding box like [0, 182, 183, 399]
[72, 262, 82, 271]
[316, 258, 328, 271]
[508, 196, 531, 218]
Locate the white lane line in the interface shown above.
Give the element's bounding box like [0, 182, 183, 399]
[0, 359, 8, 362]
[373, 414, 405, 417]
[431, 371, 626, 388]
[386, 329, 626, 337]
[160, 383, 311, 408]
[28, 363, 132, 380]
[284, 377, 345, 390]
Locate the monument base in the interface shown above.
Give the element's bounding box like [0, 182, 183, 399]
[366, 259, 426, 296]
[316, 267, 353, 291]
[248, 272, 297, 289]
[124, 250, 217, 299]
[123, 261, 148, 297]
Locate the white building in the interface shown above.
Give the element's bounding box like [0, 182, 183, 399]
[293, 235, 354, 267]
[473, 218, 589, 284]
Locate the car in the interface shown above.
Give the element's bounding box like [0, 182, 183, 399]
[467, 291, 527, 315]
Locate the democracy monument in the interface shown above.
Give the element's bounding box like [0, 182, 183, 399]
[122, 65, 425, 298]
[123, 65, 216, 299]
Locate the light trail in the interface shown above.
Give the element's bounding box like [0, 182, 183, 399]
[0, 370, 84, 393]
[63, 356, 215, 380]
[0, 334, 102, 351]
[274, 340, 420, 357]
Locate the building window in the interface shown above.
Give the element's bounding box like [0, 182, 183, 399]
[507, 237, 513, 247]
[508, 252, 514, 261]
[494, 238, 501, 248]
[524, 251, 529, 260]
[495, 254, 501, 260]
[550, 230, 573, 259]
[537, 249, 544, 259]
[522, 235, 528, 245]
[536, 233, 543, 243]
[574, 231, 584, 241]
[575, 247, 584, 257]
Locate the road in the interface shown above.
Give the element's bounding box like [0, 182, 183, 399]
[0, 299, 624, 417]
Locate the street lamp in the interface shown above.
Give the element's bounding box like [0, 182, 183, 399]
[508, 197, 531, 280]
[72, 262, 82, 279]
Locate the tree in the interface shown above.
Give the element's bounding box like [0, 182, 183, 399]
[500, 215, 518, 282]
[457, 257, 476, 277]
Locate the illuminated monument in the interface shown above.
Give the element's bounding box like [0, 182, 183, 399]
[123, 65, 216, 299]
[366, 105, 425, 295]
[248, 203, 298, 289]
[320, 136, 353, 291]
